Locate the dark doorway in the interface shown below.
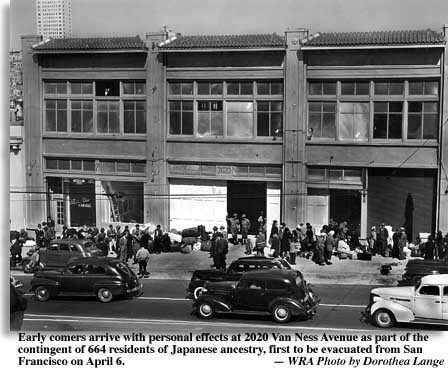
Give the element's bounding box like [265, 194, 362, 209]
[66, 179, 96, 227]
[227, 181, 266, 235]
[330, 189, 361, 233]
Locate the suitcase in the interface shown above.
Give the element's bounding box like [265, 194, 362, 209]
[357, 251, 372, 261]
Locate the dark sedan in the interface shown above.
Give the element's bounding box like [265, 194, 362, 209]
[187, 256, 293, 299]
[30, 257, 143, 303]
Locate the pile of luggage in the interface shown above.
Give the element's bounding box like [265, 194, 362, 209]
[180, 225, 210, 254]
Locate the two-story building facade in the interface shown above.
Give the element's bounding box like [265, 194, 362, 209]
[20, 26, 448, 237]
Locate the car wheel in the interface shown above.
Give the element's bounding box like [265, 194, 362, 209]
[272, 304, 292, 323]
[197, 301, 214, 319]
[373, 309, 396, 328]
[35, 286, 50, 302]
[97, 288, 113, 303]
[193, 286, 206, 300]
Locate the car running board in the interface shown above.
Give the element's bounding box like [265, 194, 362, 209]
[411, 318, 448, 326]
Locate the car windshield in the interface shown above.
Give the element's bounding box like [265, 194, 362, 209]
[414, 279, 422, 290]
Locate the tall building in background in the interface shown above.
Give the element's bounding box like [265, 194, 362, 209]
[36, 0, 72, 39]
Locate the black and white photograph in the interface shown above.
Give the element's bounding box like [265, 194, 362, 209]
[4, 0, 448, 369]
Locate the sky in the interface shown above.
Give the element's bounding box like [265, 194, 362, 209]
[9, 0, 448, 50]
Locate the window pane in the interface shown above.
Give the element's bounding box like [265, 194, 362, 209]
[169, 82, 181, 95]
[122, 82, 134, 94]
[97, 112, 108, 133]
[135, 111, 146, 133]
[389, 102, 403, 113]
[210, 82, 223, 95]
[271, 113, 282, 136]
[408, 101, 423, 113]
[323, 102, 336, 112]
[198, 112, 210, 136]
[271, 101, 282, 111]
[71, 160, 82, 170]
[82, 82, 93, 95]
[409, 81, 424, 95]
[198, 101, 210, 111]
[373, 114, 388, 139]
[169, 101, 181, 110]
[357, 82, 370, 95]
[71, 111, 82, 132]
[408, 114, 422, 139]
[182, 112, 193, 135]
[308, 102, 321, 112]
[329, 169, 343, 181]
[424, 81, 439, 95]
[211, 112, 223, 136]
[343, 169, 362, 181]
[309, 82, 322, 95]
[257, 113, 270, 136]
[71, 82, 82, 94]
[374, 102, 387, 112]
[169, 112, 181, 134]
[44, 82, 56, 94]
[117, 161, 131, 172]
[46, 109, 56, 131]
[132, 162, 146, 173]
[227, 113, 253, 137]
[182, 101, 193, 111]
[389, 82, 403, 95]
[309, 113, 321, 136]
[227, 82, 239, 95]
[211, 101, 222, 111]
[354, 112, 369, 141]
[340, 102, 354, 113]
[124, 110, 135, 133]
[46, 158, 57, 169]
[56, 82, 67, 94]
[322, 113, 336, 138]
[83, 160, 95, 171]
[271, 81, 283, 95]
[227, 101, 253, 112]
[83, 110, 93, 132]
[197, 82, 210, 95]
[257, 82, 269, 95]
[109, 106, 119, 133]
[423, 102, 438, 113]
[339, 114, 353, 139]
[341, 82, 355, 95]
[258, 101, 269, 111]
[240, 82, 253, 95]
[57, 110, 67, 131]
[59, 159, 70, 170]
[389, 114, 402, 139]
[101, 161, 115, 173]
[308, 168, 325, 181]
[322, 82, 336, 95]
[181, 82, 193, 95]
[423, 114, 438, 139]
[374, 82, 388, 95]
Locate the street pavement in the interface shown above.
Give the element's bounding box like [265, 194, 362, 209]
[13, 276, 446, 332]
[11, 243, 417, 332]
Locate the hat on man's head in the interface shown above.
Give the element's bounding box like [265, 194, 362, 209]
[213, 226, 218, 231]
[242, 214, 246, 218]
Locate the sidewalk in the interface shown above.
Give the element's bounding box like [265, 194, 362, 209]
[128, 243, 406, 286]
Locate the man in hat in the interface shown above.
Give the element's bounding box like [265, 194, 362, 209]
[210, 226, 219, 262]
[240, 214, 251, 251]
[229, 213, 240, 245]
[378, 223, 389, 257]
[367, 226, 377, 254]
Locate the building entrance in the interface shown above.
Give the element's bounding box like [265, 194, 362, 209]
[227, 181, 266, 234]
[330, 189, 361, 233]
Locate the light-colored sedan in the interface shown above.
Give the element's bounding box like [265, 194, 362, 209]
[364, 274, 448, 328]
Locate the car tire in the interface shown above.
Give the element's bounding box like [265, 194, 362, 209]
[97, 288, 113, 303]
[272, 304, 292, 323]
[373, 309, 396, 328]
[35, 286, 51, 302]
[197, 301, 214, 319]
[193, 286, 206, 300]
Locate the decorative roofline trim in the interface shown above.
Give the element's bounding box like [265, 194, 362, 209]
[159, 47, 286, 52]
[301, 44, 445, 50]
[33, 49, 148, 54]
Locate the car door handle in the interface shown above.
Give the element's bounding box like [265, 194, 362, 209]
[435, 300, 442, 303]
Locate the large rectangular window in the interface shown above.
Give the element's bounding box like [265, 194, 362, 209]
[45, 99, 67, 132]
[124, 101, 146, 134]
[197, 101, 223, 137]
[373, 102, 403, 139]
[257, 101, 283, 136]
[339, 102, 369, 141]
[408, 102, 438, 140]
[227, 101, 253, 137]
[97, 101, 119, 133]
[71, 100, 93, 133]
[308, 102, 336, 138]
[169, 101, 193, 135]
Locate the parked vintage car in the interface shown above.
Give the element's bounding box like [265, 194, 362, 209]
[38, 239, 102, 269]
[193, 269, 319, 323]
[30, 257, 143, 303]
[399, 259, 448, 285]
[364, 274, 448, 328]
[187, 256, 293, 299]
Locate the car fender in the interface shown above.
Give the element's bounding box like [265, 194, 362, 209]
[197, 295, 232, 312]
[92, 281, 124, 296]
[371, 299, 415, 323]
[268, 297, 306, 316]
[30, 277, 59, 295]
